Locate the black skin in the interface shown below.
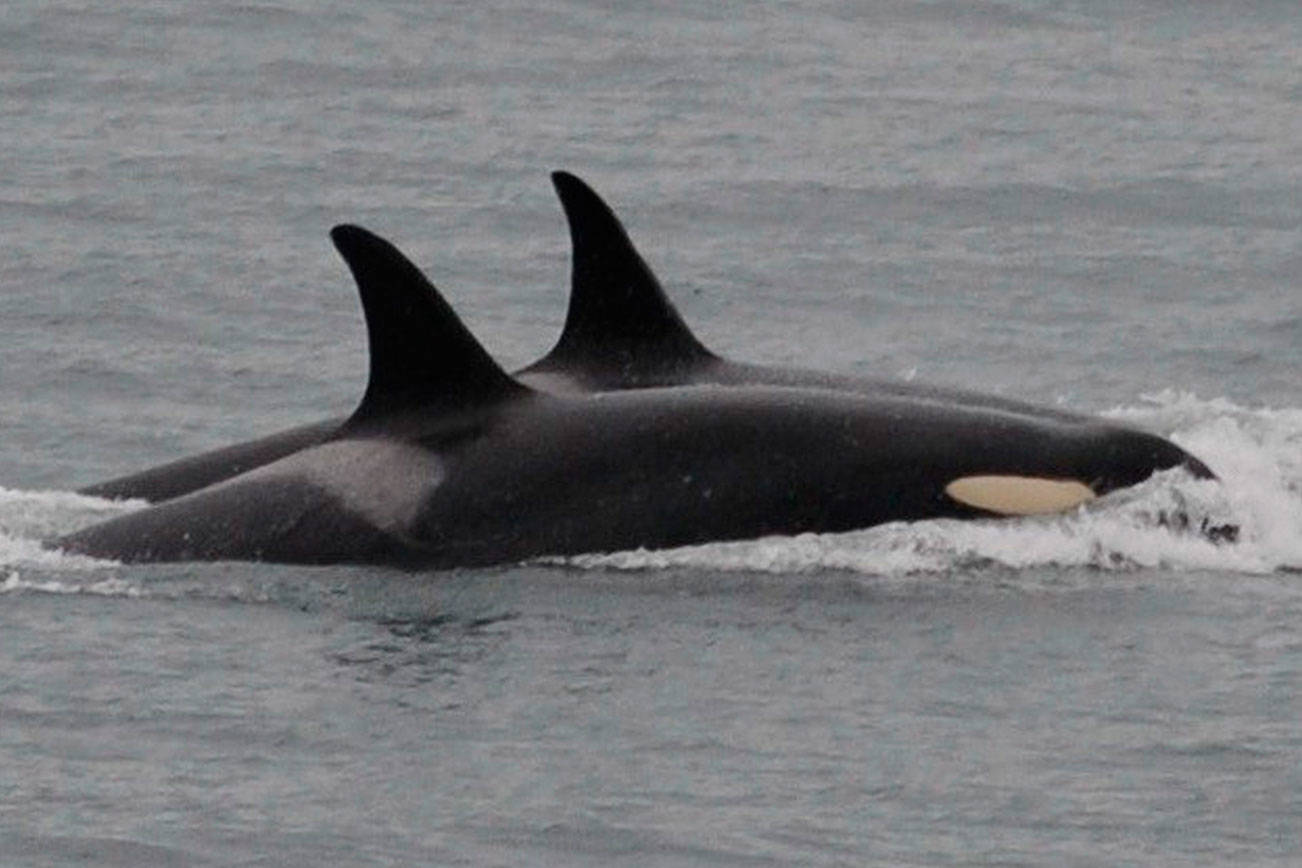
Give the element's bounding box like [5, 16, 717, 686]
[59, 218, 1227, 567]
[56, 384, 1210, 568]
[80, 172, 1162, 503]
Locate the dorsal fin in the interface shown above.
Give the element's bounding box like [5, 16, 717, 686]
[531, 171, 716, 380]
[329, 224, 527, 429]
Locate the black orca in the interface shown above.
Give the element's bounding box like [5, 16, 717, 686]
[54, 225, 1212, 568]
[76, 172, 1170, 502]
[522, 172, 1089, 424]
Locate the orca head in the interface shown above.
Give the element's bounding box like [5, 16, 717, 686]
[941, 423, 1219, 525]
[1079, 427, 1234, 541]
[1085, 425, 1216, 494]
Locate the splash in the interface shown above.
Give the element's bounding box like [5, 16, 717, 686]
[564, 394, 1302, 577]
[0, 486, 139, 572]
[0, 570, 145, 598]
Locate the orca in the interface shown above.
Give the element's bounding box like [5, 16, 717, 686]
[76, 171, 1167, 503]
[54, 225, 1213, 568]
[521, 172, 1090, 424]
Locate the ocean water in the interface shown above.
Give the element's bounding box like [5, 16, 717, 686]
[3, 1, 1301, 865]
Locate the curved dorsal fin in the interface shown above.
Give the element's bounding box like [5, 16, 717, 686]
[532, 171, 715, 379]
[329, 224, 527, 428]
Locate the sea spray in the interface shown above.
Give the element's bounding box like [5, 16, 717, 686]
[0, 487, 140, 571]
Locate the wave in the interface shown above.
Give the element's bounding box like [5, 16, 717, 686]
[0, 487, 141, 595]
[0, 487, 141, 567]
[2, 393, 1299, 585]
[0, 570, 145, 597]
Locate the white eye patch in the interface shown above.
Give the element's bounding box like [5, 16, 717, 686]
[944, 475, 1096, 516]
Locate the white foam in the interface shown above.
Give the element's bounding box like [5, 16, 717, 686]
[563, 394, 1302, 577]
[0, 486, 142, 571]
[0, 486, 146, 538]
[0, 487, 139, 589]
[1, 570, 144, 598]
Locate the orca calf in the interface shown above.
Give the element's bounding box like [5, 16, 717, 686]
[80, 172, 1101, 503]
[55, 225, 1211, 568]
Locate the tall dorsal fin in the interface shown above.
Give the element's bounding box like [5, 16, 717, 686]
[329, 224, 527, 428]
[532, 171, 716, 378]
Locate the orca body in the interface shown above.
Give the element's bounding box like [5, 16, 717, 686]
[80, 172, 1101, 503]
[55, 226, 1212, 569]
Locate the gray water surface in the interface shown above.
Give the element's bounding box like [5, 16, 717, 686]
[3, 1, 1301, 864]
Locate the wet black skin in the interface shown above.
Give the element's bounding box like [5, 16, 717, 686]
[55, 224, 1217, 568]
[57, 384, 1205, 568]
[80, 172, 1147, 503]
